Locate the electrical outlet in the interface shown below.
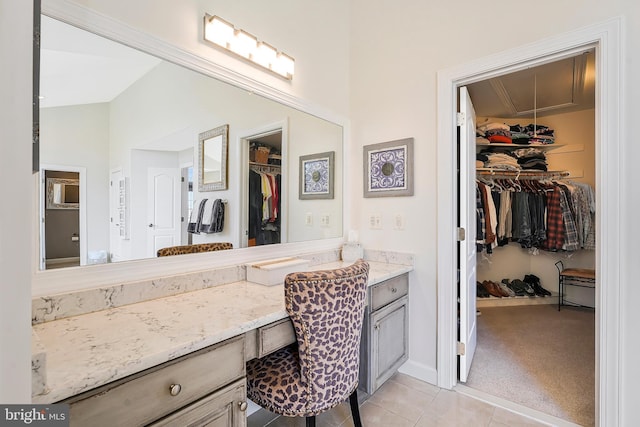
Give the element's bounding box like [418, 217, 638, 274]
[320, 214, 330, 227]
[369, 213, 382, 229]
[393, 214, 405, 230]
[305, 212, 313, 226]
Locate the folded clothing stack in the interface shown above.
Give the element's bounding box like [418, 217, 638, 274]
[477, 122, 512, 144]
[512, 147, 548, 171]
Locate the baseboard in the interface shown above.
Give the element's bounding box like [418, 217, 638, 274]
[46, 257, 80, 265]
[397, 359, 438, 386]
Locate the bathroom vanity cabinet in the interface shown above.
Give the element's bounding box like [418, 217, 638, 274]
[359, 273, 409, 394]
[34, 259, 413, 426]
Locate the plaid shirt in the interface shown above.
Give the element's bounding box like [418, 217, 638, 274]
[542, 187, 564, 250]
[558, 186, 580, 251]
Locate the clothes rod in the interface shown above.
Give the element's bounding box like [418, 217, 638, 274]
[476, 169, 570, 180]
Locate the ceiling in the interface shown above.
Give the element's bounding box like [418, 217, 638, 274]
[41, 16, 595, 121]
[466, 51, 595, 118]
[39, 15, 161, 108]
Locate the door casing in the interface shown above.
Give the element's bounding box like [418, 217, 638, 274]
[436, 18, 623, 426]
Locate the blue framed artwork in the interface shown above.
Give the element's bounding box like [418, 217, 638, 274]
[363, 138, 414, 197]
[299, 151, 335, 200]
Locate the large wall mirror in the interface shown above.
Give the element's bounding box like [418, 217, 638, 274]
[36, 10, 344, 284]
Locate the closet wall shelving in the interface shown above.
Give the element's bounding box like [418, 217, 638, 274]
[476, 142, 569, 180]
[249, 161, 280, 174]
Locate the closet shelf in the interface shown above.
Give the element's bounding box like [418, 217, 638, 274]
[476, 143, 563, 153]
[249, 162, 281, 174]
[476, 168, 570, 180]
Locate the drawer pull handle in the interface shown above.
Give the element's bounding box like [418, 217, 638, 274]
[374, 323, 380, 330]
[391, 287, 398, 293]
[238, 401, 248, 411]
[169, 384, 182, 396]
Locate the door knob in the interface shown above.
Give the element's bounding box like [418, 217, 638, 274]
[238, 401, 248, 411]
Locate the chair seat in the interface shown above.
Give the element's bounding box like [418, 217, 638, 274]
[247, 346, 308, 417]
[247, 345, 354, 418]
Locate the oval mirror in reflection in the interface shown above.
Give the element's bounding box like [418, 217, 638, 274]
[38, 15, 343, 270]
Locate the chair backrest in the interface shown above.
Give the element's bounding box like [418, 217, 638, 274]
[156, 242, 233, 257]
[284, 259, 370, 412]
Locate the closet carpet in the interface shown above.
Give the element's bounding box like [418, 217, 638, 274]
[465, 304, 595, 427]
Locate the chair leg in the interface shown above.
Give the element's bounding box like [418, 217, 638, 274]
[306, 415, 316, 427]
[349, 389, 363, 427]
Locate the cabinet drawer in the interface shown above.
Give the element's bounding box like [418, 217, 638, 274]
[257, 318, 296, 358]
[149, 378, 247, 427]
[66, 336, 245, 427]
[371, 274, 408, 311]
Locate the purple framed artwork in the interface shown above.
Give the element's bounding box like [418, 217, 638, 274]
[363, 138, 414, 197]
[299, 151, 334, 200]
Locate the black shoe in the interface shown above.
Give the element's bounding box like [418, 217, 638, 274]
[508, 279, 527, 296]
[477, 281, 490, 298]
[535, 282, 552, 296]
[524, 274, 552, 296]
[516, 278, 536, 296]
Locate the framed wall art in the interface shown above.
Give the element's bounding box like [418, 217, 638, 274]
[363, 138, 414, 197]
[299, 151, 334, 200]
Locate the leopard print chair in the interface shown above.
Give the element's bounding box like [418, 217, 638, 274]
[156, 242, 232, 257]
[246, 259, 370, 427]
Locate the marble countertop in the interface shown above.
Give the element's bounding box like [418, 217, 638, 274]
[32, 260, 412, 403]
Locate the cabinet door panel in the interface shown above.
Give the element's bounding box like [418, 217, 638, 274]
[371, 296, 408, 391]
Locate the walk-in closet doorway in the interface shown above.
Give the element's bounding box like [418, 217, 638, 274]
[457, 51, 597, 425]
[436, 19, 623, 427]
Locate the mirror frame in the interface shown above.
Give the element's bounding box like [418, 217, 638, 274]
[46, 178, 80, 209]
[34, 3, 349, 297]
[198, 124, 229, 191]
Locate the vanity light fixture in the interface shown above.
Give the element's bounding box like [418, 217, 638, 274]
[204, 14, 295, 80]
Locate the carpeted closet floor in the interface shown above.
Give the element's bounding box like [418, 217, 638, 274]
[465, 304, 595, 426]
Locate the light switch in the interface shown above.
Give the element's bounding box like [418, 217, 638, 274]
[369, 214, 382, 229]
[305, 212, 313, 226]
[320, 214, 330, 227]
[393, 214, 404, 230]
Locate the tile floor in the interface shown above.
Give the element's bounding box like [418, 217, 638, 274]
[247, 373, 554, 427]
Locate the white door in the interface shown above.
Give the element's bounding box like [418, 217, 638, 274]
[458, 86, 477, 382]
[147, 167, 181, 257]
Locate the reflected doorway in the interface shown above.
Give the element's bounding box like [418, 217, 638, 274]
[40, 166, 86, 269]
[247, 131, 283, 247]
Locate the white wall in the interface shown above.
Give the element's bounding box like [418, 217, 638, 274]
[0, 0, 33, 403]
[349, 0, 639, 424]
[40, 103, 111, 256]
